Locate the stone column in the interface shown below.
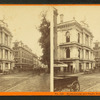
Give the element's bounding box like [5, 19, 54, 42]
[75, 60, 79, 72]
[89, 63, 91, 69]
[8, 51, 10, 60]
[60, 67, 64, 72]
[83, 33, 85, 45]
[83, 49, 85, 60]
[8, 63, 10, 69]
[74, 47, 78, 58]
[73, 62, 76, 73]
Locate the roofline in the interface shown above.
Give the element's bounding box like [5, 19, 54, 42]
[57, 20, 94, 37]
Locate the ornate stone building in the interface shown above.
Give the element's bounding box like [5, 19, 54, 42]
[54, 9, 95, 73]
[0, 20, 14, 72]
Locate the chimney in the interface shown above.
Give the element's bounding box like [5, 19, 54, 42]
[60, 14, 64, 23]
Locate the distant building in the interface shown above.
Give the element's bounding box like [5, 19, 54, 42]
[0, 20, 14, 72]
[93, 41, 100, 68]
[54, 9, 95, 73]
[13, 41, 38, 70]
[33, 53, 39, 69]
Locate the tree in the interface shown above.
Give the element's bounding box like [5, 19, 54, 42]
[38, 12, 50, 73]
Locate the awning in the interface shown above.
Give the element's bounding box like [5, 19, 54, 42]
[54, 64, 68, 67]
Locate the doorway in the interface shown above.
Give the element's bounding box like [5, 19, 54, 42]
[79, 63, 82, 72]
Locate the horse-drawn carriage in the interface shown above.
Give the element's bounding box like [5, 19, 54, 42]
[54, 75, 80, 92]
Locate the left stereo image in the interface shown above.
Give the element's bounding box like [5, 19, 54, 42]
[0, 6, 50, 92]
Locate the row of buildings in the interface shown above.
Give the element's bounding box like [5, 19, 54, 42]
[53, 8, 98, 73]
[13, 41, 39, 71]
[13, 41, 48, 71]
[0, 20, 46, 72]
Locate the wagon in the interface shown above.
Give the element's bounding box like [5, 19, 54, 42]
[54, 75, 80, 92]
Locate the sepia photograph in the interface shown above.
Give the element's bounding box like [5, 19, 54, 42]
[53, 6, 100, 92]
[0, 6, 50, 92]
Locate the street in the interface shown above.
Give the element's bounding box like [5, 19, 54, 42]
[60, 73, 100, 92]
[1, 71, 100, 92]
[0, 71, 50, 92]
[79, 73, 100, 92]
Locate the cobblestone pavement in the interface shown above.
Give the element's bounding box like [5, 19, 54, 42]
[59, 73, 100, 92]
[0, 71, 50, 92]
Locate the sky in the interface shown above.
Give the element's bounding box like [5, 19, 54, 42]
[55, 6, 100, 44]
[1, 6, 100, 57]
[0, 6, 51, 57]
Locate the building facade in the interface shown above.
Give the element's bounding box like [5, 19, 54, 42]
[54, 10, 95, 73]
[13, 41, 36, 70]
[0, 20, 14, 72]
[33, 54, 39, 69]
[93, 41, 100, 68]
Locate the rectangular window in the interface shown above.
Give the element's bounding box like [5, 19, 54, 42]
[66, 48, 70, 58]
[66, 32, 70, 42]
[5, 34, 8, 46]
[78, 33, 80, 43]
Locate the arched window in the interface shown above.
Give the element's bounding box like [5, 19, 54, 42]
[78, 49, 80, 58]
[78, 33, 80, 43]
[65, 31, 70, 42]
[66, 47, 70, 58]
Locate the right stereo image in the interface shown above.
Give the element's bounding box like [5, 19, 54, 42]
[53, 6, 100, 92]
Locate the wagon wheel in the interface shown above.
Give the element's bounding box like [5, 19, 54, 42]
[70, 81, 80, 92]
